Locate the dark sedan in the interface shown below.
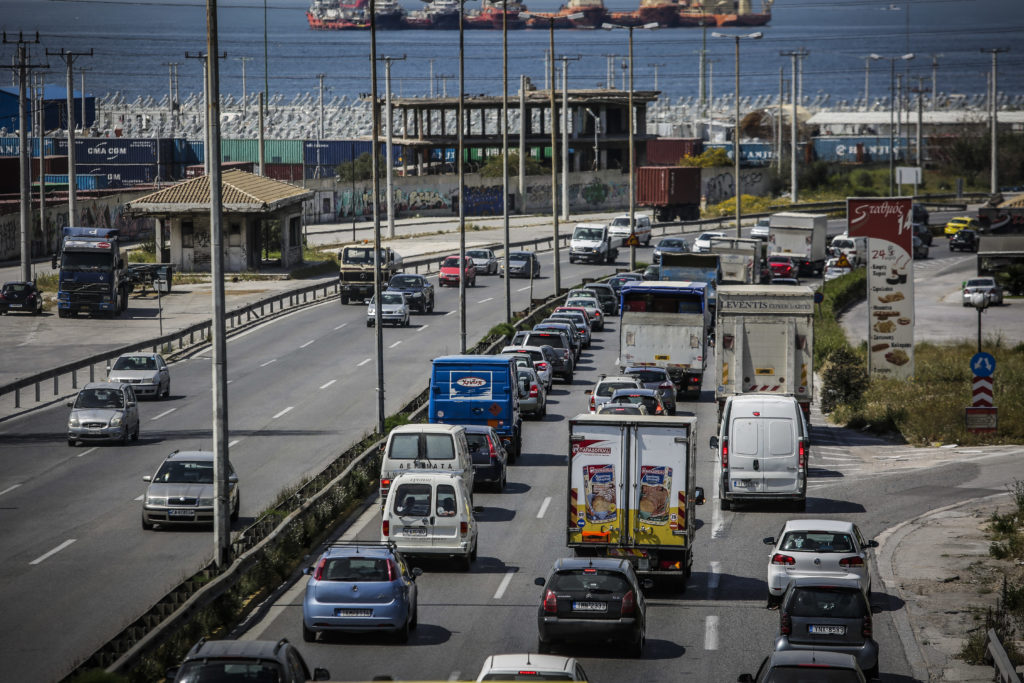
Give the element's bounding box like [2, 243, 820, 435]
[0, 281, 44, 315]
[465, 425, 509, 489]
[387, 273, 435, 313]
[502, 251, 541, 278]
[652, 237, 690, 264]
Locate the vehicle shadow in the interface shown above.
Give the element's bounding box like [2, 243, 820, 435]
[682, 570, 769, 602]
[808, 498, 868, 514]
[548, 637, 685, 661]
[870, 590, 906, 613]
[499, 481, 532, 494]
[808, 467, 846, 479]
[316, 622, 453, 647]
[474, 506, 516, 523]
[410, 556, 514, 576]
[516, 453, 568, 467]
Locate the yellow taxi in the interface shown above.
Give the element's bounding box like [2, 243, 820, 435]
[944, 216, 980, 237]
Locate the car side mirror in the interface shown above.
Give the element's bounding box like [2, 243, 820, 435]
[694, 487, 706, 505]
[142, 475, 152, 482]
[868, 540, 879, 548]
[313, 668, 331, 681]
[228, 473, 239, 484]
[67, 400, 74, 407]
[709, 435, 718, 449]
[534, 577, 546, 587]
[763, 537, 776, 545]
[411, 567, 423, 578]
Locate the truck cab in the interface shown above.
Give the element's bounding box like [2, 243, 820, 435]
[339, 245, 402, 305]
[52, 227, 130, 318]
[569, 223, 618, 265]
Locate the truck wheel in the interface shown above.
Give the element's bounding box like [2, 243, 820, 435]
[720, 497, 732, 511]
[341, 294, 349, 305]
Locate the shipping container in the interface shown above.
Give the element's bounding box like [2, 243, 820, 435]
[636, 166, 703, 222]
[304, 164, 338, 180]
[0, 136, 63, 157]
[75, 163, 160, 187]
[44, 173, 108, 190]
[304, 140, 353, 166]
[75, 138, 174, 165]
[811, 136, 915, 163]
[646, 137, 703, 165]
[263, 163, 304, 182]
[705, 141, 776, 166]
[184, 161, 257, 178]
[0, 156, 71, 193]
[173, 138, 202, 165]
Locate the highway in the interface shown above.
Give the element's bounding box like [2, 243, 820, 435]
[0, 211, 1003, 681]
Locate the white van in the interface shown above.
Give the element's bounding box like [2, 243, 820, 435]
[379, 424, 473, 504]
[381, 471, 479, 570]
[711, 395, 809, 511]
[829, 233, 867, 268]
[569, 223, 617, 264]
[607, 214, 653, 247]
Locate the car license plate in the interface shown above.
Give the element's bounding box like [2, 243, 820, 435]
[572, 601, 607, 612]
[9, 303, 21, 308]
[732, 480, 750, 488]
[808, 624, 847, 635]
[403, 527, 427, 536]
[168, 509, 195, 518]
[336, 608, 373, 617]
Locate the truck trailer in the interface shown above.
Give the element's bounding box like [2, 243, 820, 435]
[768, 212, 828, 276]
[708, 236, 766, 284]
[567, 413, 705, 591]
[635, 166, 702, 223]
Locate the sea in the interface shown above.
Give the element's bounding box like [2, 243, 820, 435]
[1, 0, 1021, 109]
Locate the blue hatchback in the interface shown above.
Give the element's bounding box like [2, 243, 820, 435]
[302, 542, 421, 643]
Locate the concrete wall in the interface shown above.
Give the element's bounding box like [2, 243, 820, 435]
[303, 166, 772, 224]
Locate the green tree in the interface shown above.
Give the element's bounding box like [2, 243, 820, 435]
[479, 152, 544, 178]
[679, 147, 731, 168]
[336, 153, 383, 181]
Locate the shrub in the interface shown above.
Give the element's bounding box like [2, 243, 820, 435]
[821, 346, 869, 414]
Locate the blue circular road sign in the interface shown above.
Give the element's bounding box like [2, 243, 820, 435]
[970, 352, 996, 378]
[813, 291, 824, 304]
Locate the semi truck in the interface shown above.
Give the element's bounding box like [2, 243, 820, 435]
[617, 281, 709, 397]
[708, 236, 766, 284]
[657, 252, 721, 311]
[339, 245, 403, 305]
[51, 227, 131, 318]
[635, 166, 702, 223]
[768, 212, 828, 276]
[567, 413, 705, 591]
[714, 284, 815, 419]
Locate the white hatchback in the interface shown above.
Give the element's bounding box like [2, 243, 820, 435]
[607, 214, 653, 247]
[763, 519, 878, 606]
[692, 231, 726, 253]
[476, 654, 590, 682]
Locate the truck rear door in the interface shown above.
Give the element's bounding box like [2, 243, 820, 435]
[731, 317, 791, 396]
[630, 424, 691, 548]
[568, 421, 626, 547]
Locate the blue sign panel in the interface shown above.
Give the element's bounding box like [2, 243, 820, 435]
[970, 352, 995, 378]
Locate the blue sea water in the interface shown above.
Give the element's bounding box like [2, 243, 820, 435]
[1, 0, 1021, 106]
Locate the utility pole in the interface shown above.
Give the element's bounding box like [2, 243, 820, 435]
[428, 59, 435, 97]
[377, 55, 406, 239]
[780, 49, 808, 204]
[2, 32, 46, 281]
[186, 51, 226, 175]
[895, 73, 903, 164]
[47, 47, 91, 228]
[519, 74, 526, 215]
[549, 25, 561, 294]
[930, 54, 940, 111]
[316, 73, 326, 140]
[34, 75, 47, 255]
[699, 19, 707, 117]
[79, 67, 91, 132]
[237, 56, 252, 123]
[164, 62, 177, 130]
[910, 81, 926, 169]
[557, 55, 580, 221]
[648, 62, 666, 91]
[982, 48, 1008, 195]
[777, 68, 784, 171]
[863, 56, 871, 107]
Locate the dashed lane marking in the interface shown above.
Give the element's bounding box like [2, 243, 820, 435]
[260, 359, 276, 367]
[300, 340, 315, 349]
[320, 380, 337, 389]
[416, 324, 429, 333]
[272, 406, 294, 419]
[390, 340, 403, 349]
[76, 447, 97, 458]
[493, 570, 515, 600]
[358, 358, 371, 367]
[151, 408, 176, 421]
[30, 539, 76, 565]
[0, 484, 21, 497]
[334, 323, 347, 330]
[704, 615, 720, 650]
[537, 496, 551, 519]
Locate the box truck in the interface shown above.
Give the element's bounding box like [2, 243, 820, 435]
[768, 212, 828, 276]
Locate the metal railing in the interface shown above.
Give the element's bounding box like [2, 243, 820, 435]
[987, 628, 1022, 683]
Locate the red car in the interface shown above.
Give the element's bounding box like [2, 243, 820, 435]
[768, 256, 796, 280]
[439, 255, 477, 287]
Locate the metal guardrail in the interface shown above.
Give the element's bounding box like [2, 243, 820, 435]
[987, 628, 1022, 683]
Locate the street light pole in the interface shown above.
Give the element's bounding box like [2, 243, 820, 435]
[871, 52, 914, 196]
[502, 1, 510, 322]
[458, 0, 467, 349]
[369, 0, 385, 434]
[558, 55, 580, 222]
[982, 48, 1009, 195]
[716, 31, 762, 238]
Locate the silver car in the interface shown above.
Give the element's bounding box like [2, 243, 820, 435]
[107, 353, 171, 399]
[367, 290, 411, 327]
[623, 365, 677, 414]
[67, 381, 140, 446]
[962, 277, 1004, 307]
[517, 367, 547, 419]
[467, 248, 499, 275]
[142, 450, 239, 529]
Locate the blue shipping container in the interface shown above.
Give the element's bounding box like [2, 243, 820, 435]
[173, 138, 202, 165]
[45, 173, 108, 190]
[75, 163, 163, 187]
[303, 139, 402, 166]
[75, 138, 174, 165]
[705, 142, 776, 166]
[811, 136, 914, 163]
[0, 136, 62, 157]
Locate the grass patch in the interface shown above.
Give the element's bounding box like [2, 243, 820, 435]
[813, 268, 867, 368]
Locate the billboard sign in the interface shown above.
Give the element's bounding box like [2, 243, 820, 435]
[848, 197, 914, 379]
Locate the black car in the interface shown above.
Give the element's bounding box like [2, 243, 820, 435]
[535, 321, 582, 361]
[465, 424, 510, 488]
[169, 638, 330, 682]
[387, 273, 435, 313]
[641, 264, 660, 281]
[583, 282, 619, 316]
[535, 557, 650, 658]
[0, 281, 44, 315]
[949, 229, 978, 252]
[607, 272, 642, 295]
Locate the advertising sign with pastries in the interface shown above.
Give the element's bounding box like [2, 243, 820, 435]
[847, 197, 914, 379]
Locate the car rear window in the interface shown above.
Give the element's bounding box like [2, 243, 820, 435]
[389, 433, 456, 460]
[467, 433, 492, 464]
[154, 460, 214, 484]
[598, 405, 644, 415]
[481, 675, 574, 681]
[550, 569, 630, 593]
[393, 483, 432, 516]
[763, 667, 861, 683]
[597, 382, 637, 397]
[628, 369, 666, 384]
[176, 661, 282, 682]
[789, 587, 866, 619]
[320, 556, 391, 582]
[780, 531, 855, 553]
[526, 333, 566, 350]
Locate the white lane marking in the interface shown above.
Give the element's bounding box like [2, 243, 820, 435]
[300, 340, 315, 349]
[537, 496, 552, 519]
[704, 615, 720, 650]
[334, 323, 348, 330]
[260, 359, 276, 367]
[76, 447, 98, 459]
[151, 408, 176, 421]
[517, 286, 531, 292]
[272, 406, 294, 419]
[416, 324, 430, 333]
[445, 310, 456, 317]
[0, 484, 21, 497]
[229, 439, 240, 447]
[357, 358, 371, 367]
[135, 495, 144, 501]
[227, 379, 233, 384]
[389, 340, 403, 349]
[707, 561, 721, 591]
[477, 297, 494, 304]
[320, 380, 337, 390]
[30, 539, 76, 565]
[493, 570, 515, 600]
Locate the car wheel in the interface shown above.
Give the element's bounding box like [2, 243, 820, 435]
[231, 493, 240, 521]
[496, 470, 506, 492]
[470, 539, 478, 562]
[142, 517, 154, 530]
[427, 299, 435, 313]
[302, 623, 317, 643]
[366, 320, 373, 327]
[120, 429, 130, 447]
[537, 638, 552, 654]
[458, 551, 472, 572]
[341, 294, 349, 305]
[68, 438, 76, 447]
[163, 381, 171, 399]
[132, 423, 140, 441]
[720, 497, 731, 511]
[394, 618, 410, 643]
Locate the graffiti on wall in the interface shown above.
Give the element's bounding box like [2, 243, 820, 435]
[0, 217, 17, 260]
[396, 188, 451, 213]
[462, 186, 503, 216]
[703, 169, 766, 206]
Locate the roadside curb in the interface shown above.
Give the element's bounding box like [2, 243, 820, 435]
[874, 491, 1011, 682]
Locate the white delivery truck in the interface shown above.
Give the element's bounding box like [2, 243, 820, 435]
[768, 212, 828, 277]
[714, 285, 815, 420]
[708, 236, 765, 284]
[567, 413, 705, 592]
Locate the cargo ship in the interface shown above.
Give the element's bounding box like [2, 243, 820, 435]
[305, 0, 771, 30]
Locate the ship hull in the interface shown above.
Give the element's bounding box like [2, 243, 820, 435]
[715, 11, 771, 26]
[637, 5, 679, 27]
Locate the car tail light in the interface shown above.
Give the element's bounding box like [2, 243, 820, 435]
[489, 439, 498, 461]
[862, 613, 873, 637]
[771, 553, 796, 566]
[590, 394, 596, 411]
[621, 589, 636, 616]
[460, 521, 468, 536]
[798, 439, 806, 469]
[518, 672, 538, 677]
[530, 383, 539, 398]
[659, 381, 674, 391]
[689, 376, 700, 383]
[839, 556, 865, 568]
[387, 559, 398, 581]
[313, 557, 327, 580]
[542, 589, 558, 614]
[721, 438, 729, 468]
[380, 478, 391, 497]
[780, 610, 792, 635]
[382, 520, 390, 537]
[537, 361, 548, 371]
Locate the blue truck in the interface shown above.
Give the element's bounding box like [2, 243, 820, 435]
[429, 355, 523, 461]
[51, 227, 131, 318]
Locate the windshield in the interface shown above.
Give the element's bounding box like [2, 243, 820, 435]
[113, 356, 157, 371]
[61, 251, 114, 271]
[390, 275, 421, 288]
[573, 227, 604, 241]
[343, 247, 385, 265]
[442, 256, 462, 269]
[609, 217, 630, 227]
[74, 388, 124, 409]
[789, 587, 866, 619]
[153, 459, 214, 485]
[659, 239, 685, 249]
[509, 253, 529, 263]
[621, 291, 703, 315]
[698, 232, 721, 241]
[2, 283, 30, 294]
[381, 292, 404, 305]
[763, 668, 861, 683]
[467, 250, 490, 259]
[833, 240, 855, 250]
[175, 661, 282, 683]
